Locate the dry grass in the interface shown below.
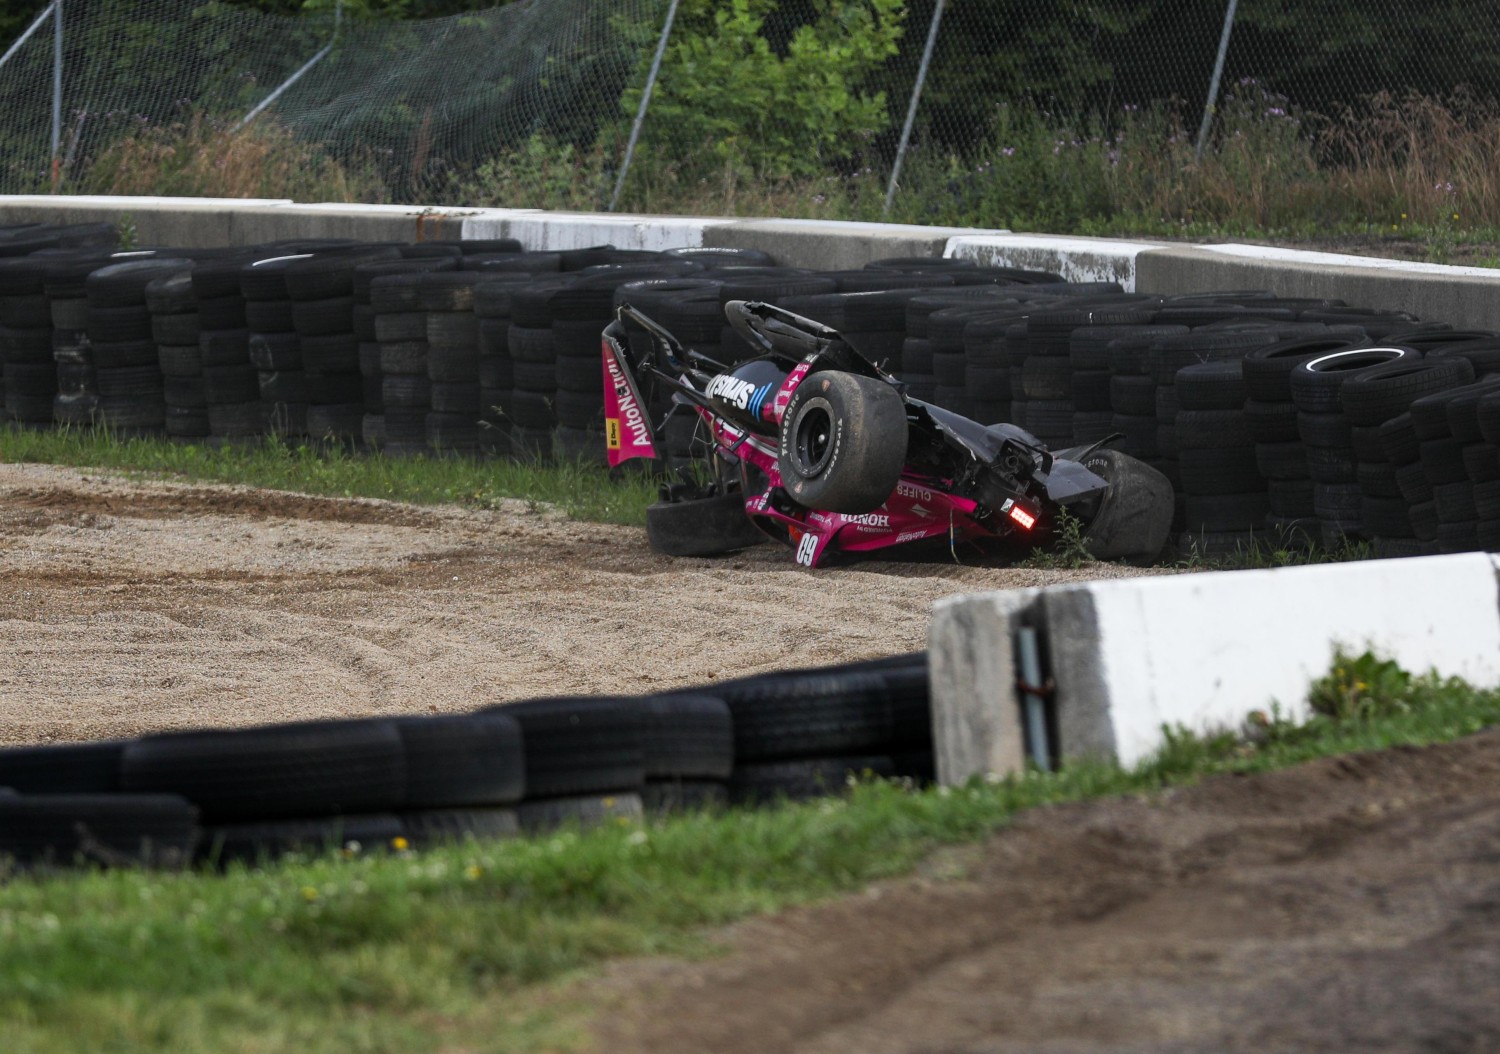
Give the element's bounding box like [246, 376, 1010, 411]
[73, 112, 386, 202]
[1317, 89, 1500, 228]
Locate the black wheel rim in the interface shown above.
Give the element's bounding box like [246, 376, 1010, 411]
[792, 397, 835, 477]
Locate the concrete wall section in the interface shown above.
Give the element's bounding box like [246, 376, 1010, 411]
[928, 588, 1039, 786]
[932, 554, 1500, 780]
[1136, 244, 1500, 332]
[1051, 553, 1500, 767]
[945, 233, 1167, 291]
[703, 218, 997, 271]
[0, 195, 493, 248]
[462, 210, 711, 252]
[0, 194, 286, 248]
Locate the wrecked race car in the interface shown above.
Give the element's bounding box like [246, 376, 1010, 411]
[602, 299, 1173, 568]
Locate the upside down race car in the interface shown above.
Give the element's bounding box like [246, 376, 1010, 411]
[602, 299, 1174, 568]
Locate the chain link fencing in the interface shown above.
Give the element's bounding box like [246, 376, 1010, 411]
[1, 0, 1498, 227]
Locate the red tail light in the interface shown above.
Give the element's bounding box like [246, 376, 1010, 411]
[1008, 505, 1037, 530]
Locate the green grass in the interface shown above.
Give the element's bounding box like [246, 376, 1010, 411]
[0, 425, 658, 527]
[3, 657, 1497, 1054]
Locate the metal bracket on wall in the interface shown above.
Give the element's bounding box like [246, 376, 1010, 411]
[1015, 624, 1054, 772]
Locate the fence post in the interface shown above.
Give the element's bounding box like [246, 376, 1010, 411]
[49, 0, 62, 190]
[884, 0, 946, 218]
[1194, 0, 1239, 161]
[0, 1, 55, 74]
[232, 0, 341, 133]
[609, 0, 680, 213]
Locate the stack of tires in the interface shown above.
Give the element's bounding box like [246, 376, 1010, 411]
[1409, 375, 1500, 553]
[419, 272, 485, 455]
[1022, 307, 1153, 448]
[1109, 326, 1187, 463]
[1339, 356, 1477, 557]
[711, 655, 932, 804]
[472, 275, 532, 457]
[507, 275, 574, 457]
[353, 257, 456, 450]
[185, 254, 255, 441]
[1174, 360, 1264, 553]
[548, 265, 701, 461]
[1148, 328, 1277, 498]
[146, 271, 208, 439]
[1242, 336, 1361, 547]
[44, 254, 107, 427]
[88, 258, 192, 436]
[0, 258, 58, 426]
[1289, 345, 1420, 548]
[243, 254, 310, 440]
[286, 249, 400, 443]
[369, 271, 432, 456]
[1477, 388, 1500, 551]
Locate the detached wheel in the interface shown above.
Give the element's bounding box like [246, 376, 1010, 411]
[1067, 448, 1174, 565]
[646, 490, 766, 557]
[779, 370, 907, 514]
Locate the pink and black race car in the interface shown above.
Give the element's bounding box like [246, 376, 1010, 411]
[603, 299, 1173, 568]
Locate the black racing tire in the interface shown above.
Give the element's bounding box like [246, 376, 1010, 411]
[395, 714, 524, 808]
[0, 740, 124, 793]
[1184, 491, 1271, 532]
[1062, 447, 1174, 564]
[244, 298, 296, 333]
[120, 718, 407, 822]
[1256, 441, 1309, 480]
[1109, 374, 1156, 415]
[1340, 357, 1474, 426]
[1242, 398, 1302, 440]
[1289, 346, 1418, 414]
[375, 311, 427, 343]
[640, 694, 734, 780]
[1179, 447, 1263, 493]
[152, 312, 201, 347]
[709, 668, 903, 763]
[1175, 360, 1248, 410]
[646, 489, 765, 557]
[778, 370, 907, 515]
[489, 696, 645, 799]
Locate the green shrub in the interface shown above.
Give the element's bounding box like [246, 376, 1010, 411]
[626, 0, 905, 184]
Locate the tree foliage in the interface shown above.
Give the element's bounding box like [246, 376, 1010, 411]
[628, 0, 906, 181]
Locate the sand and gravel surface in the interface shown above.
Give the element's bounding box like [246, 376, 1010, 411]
[0, 462, 1156, 746]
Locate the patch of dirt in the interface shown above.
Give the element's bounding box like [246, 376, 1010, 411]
[587, 730, 1500, 1054]
[0, 463, 1158, 746]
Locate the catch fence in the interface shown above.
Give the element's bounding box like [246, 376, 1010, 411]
[0, 0, 1496, 216]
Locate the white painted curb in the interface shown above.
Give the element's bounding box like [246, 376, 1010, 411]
[930, 554, 1500, 781]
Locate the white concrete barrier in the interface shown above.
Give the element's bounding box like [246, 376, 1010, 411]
[461, 209, 711, 252]
[944, 233, 1169, 291]
[930, 554, 1500, 781]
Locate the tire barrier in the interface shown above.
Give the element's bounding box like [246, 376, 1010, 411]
[6, 222, 1500, 556]
[0, 652, 928, 870]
